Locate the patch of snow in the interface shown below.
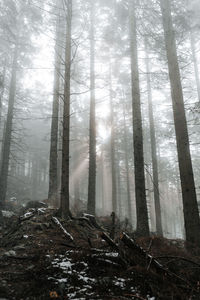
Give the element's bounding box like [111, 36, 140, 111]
[79, 261, 88, 267]
[57, 278, 67, 283]
[59, 260, 73, 269]
[78, 274, 96, 283]
[67, 292, 76, 299]
[4, 250, 16, 257]
[52, 257, 74, 275]
[37, 208, 46, 214]
[83, 213, 94, 218]
[2, 211, 15, 218]
[105, 252, 118, 257]
[114, 278, 126, 288]
[20, 210, 35, 219]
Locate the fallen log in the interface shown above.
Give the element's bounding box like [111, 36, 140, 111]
[100, 232, 127, 267]
[155, 256, 200, 267]
[100, 232, 119, 250]
[52, 217, 74, 242]
[120, 233, 198, 291]
[120, 232, 163, 270]
[83, 213, 104, 230]
[19, 209, 37, 222]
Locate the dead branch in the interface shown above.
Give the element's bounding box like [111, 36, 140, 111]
[52, 217, 74, 242]
[101, 232, 119, 250]
[155, 256, 200, 267]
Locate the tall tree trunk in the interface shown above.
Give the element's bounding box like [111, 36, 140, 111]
[60, 0, 72, 217]
[129, 0, 149, 236]
[31, 154, 38, 200]
[122, 102, 132, 224]
[160, 0, 200, 245]
[0, 58, 7, 128]
[116, 151, 122, 219]
[190, 31, 200, 103]
[48, 2, 62, 203]
[87, 1, 96, 215]
[145, 38, 163, 236]
[109, 62, 117, 214]
[0, 45, 18, 209]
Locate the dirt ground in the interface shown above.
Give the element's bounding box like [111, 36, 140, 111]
[0, 205, 200, 300]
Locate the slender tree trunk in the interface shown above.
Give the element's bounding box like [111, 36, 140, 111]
[87, 1, 96, 215]
[190, 31, 200, 103]
[122, 102, 132, 224]
[116, 151, 122, 219]
[160, 0, 200, 245]
[60, 0, 72, 217]
[129, 0, 149, 236]
[31, 154, 38, 200]
[109, 62, 117, 214]
[145, 38, 163, 236]
[73, 119, 80, 207]
[0, 58, 7, 128]
[48, 1, 62, 202]
[0, 45, 18, 209]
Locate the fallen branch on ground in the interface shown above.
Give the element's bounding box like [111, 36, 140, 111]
[52, 217, 74, 242]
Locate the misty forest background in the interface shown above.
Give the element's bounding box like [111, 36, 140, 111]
[0, 0, 200, 245]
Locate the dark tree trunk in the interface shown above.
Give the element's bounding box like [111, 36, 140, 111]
[129, 0, 149, 236]
[160, 0, 200, 245]
[0, 45, 18, 209]
[87, 1, 96, 215]
[145, 38, 163, 236]
[109, 62, 117, 214]
[48, 2, 62, 203]
[60, 0, 72, 217]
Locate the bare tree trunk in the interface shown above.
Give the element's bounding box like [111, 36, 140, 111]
[48, 1, 62, 203]
[109, 61, 117, 214]
[0, 58, 7, 128]
[122, 102, 132, 224]
[190, 31, 200, 103]
[0, 45, 18, 209]
[129, 0, 149, 236]
[31, 154, 38, 200]
[60, 0, 72, 217]
[73, 118, 80, 207]
[144, 38, 163, 236]
[160, 0, 200, 245]
[116, 151, 122, 219]
[87, 1, 96, 215]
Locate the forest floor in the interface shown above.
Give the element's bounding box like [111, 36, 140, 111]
[0, 203, 200, 300]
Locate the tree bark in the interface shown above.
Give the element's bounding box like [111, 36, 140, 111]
[144, 38, 163, 236]
[48, 1, 62, 202]
[60, 0, 72, 217]
[109, 61, 117, 214]
[160, 0, 200, 245]
[87, 0, 96, 215]
[122, 101, 132, 224]
[0, 45, 18, 209]
[129, 0, 149, 236]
